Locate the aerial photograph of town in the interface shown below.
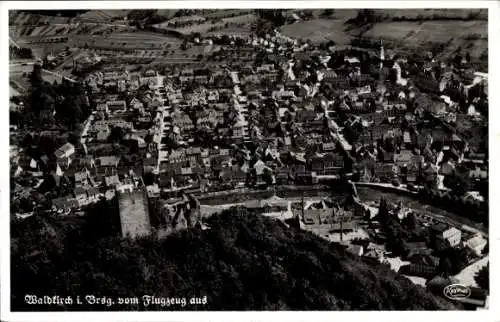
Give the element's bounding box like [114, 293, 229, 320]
[7, 7, 489, 312]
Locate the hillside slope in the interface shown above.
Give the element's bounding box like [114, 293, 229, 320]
[11, 209, 455, 310]
[279, 9, 487, 68]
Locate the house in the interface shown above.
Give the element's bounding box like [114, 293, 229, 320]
[74, 171, 90, 187]
[302, 208, 332, 225]
[54, 143, 75, 168]
[86, 187, 102, 203]
[159, 171, 176, 189]
[439, 160, 456, 176]
[346, 244, 364, 256]
[399, 263, 438, 278]
[430, 223, 462, 250]
[363, 245, 385, 264]
[464, 234, 487, 256]
[330, 220, 357, 233]
[74, 187, 89, 207]
[106, 100, 127, 113]
[253, 160, 273, 184]
[405, 242, 432, 259]
[310, 153, 344, 175]
[105, 175, 121, 188]
[394, 150, 413, 167]
[379, 147, 395, 163]
[129, 98, 144, 110]
[220, 167, 247, 185]
[143, 157, 158, 174]
[97, 156, 120, 170]
[322, 142, 336, 152]
[469, 167, 487, 180]
[374, 163, 398, 181]
[211, 155, 232, 172]
[96, 130, 110, 142]
[275, 167, 291, 185]
[51, 197, 79, 214]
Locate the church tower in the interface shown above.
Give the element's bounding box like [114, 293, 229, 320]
[379, 39, 385, 70]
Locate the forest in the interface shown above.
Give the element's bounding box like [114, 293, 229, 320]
[11, 206, 456, 311]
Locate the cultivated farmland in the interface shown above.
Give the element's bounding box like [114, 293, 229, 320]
[280, 19, 353, 45]
[363, 20, 487, 43]
[71, 31, 183, 51]
[154, 13, 257, 36]
[362, 20, 487, 60]
[77, 9, 131, 21]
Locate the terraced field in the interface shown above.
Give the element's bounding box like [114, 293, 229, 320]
[154, 13, 257, 36]
[73, 31, 183, 51]
[77, 9, 131, 21]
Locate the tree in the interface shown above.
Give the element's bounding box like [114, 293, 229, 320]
[10, 210, 455, 311]
[438, 247, 472, 276]
[377, 197, 390, 222]
[143, 172, 156, 186]
[30, 64, 44, 87]
[108, 126, 125, 143]
[443, 174, 469, 197]
[322, 9, 334, 17]
[402, 212, 417, 230]
[474, 264, 489, 290]
[262, 168, 274, 186]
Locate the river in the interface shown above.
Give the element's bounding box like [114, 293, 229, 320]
[355, 187, 487, 235]
[198, 184, 487, 236]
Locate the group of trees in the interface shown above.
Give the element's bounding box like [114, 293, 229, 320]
[12, 64, 94, 131]
[418, 187, 488, 226]
[375, 197, 479, 277]
[474, 263, 489, 291]
[9, 46, 33, 59]
[437, 246, 476, 276]
[376, 198, 419, 257]
[11, 208, 455, 310]
[127, 10, 168, 25]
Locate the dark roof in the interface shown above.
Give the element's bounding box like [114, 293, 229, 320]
[431, 222, 449, 233]
[74, 187, 86, 196]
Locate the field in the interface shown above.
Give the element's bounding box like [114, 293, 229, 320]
[77, 10, 131, 21]
[11, 23, 130, 39]
[154, 13, 257, 36]
[202, 9, 254, 19]
[9, 11, 74, 26]
[363, 20, 487, 43]
[207, 27, 252, 38]
[10, 85, 22, 98]
[280, 19, 353, 44]
[362, 20, 487, 60]
[280, 15, 487, 64]
[92, 32, 182, 49]
[62, 31, 184, 58]
[371, 9, 487, 21]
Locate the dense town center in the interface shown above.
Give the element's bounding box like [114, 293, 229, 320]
[9, 9, 489, 311]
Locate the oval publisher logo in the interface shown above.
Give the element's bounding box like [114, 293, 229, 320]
[443, 284, 471, 300]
